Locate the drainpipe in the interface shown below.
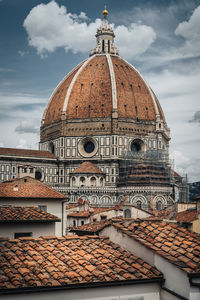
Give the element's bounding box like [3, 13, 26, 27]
[62, 199, 69, 236]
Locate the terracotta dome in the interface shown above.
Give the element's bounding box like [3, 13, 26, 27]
[42, 54, 165, 126]
[40, 12, 168, 143]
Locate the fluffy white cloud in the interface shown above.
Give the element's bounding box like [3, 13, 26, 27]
[23, 1, 156, 59]
[175, 5, 200, 57]
[115, 24, 156, 59]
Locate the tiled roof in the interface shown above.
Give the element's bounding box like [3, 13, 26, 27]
[176, 209, 198, 223]
[72, 162, 103, 174]
[0, 235, 163, 291]
[0, 206, 60, 222]
[112, 220, 200, 274]
[146, 209, 173, 221]
[68, 207, 120, 218]
[70, 218, 124, 234]
[0, 177, 66, 200]
[0, 147, 56, 158]
[68, 211, 91, 218]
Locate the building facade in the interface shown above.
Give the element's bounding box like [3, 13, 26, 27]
[0, 9, 187, 209]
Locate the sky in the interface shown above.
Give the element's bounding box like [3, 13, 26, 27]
[0, 0, 199, 182]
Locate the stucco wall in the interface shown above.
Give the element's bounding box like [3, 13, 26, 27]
[101, 225, 155, 265]
[0, 222, 55, 239]
[100, 225, 195, 300]
[0, 282, 161, 300]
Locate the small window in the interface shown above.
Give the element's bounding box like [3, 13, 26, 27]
[100, 216, 107, 220]
[73, 220, 76, 226]
[15, 232, 32, 239]
[12, 166, 16, 173]
[38, 205, 47, 212]
[23, 168, 27, 173]
[81, 221, 84, 226]
[29, 168, 34, 173]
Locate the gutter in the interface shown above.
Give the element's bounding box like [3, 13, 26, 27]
[161, 287, 189, 300]
[0, 277, 164, 296]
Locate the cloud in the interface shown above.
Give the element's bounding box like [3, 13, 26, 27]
[16, 138, 30, 149]
[189, 111, 200, 124]
[115, 24, 156, 59]
[15, 121, 39, 135]
[175, 5, 200, 58]
[171, 150, 200, 182]
[23, 1, 156, 59]
[18, 50, 28, 57]
[0, 68, 14, 72]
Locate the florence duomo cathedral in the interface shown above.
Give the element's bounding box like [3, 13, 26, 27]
[0, 8, 187, 210]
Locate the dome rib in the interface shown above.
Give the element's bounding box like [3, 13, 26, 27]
[62, 55, 94, 117]
[106, 54, 118, 114]
[41, 60, 85, 125]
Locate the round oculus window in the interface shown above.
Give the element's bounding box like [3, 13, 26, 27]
[78, 137, 98, 158]
[131, 142, 141, 152]
[84, 141, 95, 153]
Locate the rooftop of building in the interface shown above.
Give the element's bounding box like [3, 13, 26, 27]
[0, 235, 162, 292]
[112, 220, 200, 274]
[176, 209, 198, 223]
[0, 206, 60, 223]
[72, 162, 104, 174]
[0, 177, 66, 200]
[0, 147, 56, 159]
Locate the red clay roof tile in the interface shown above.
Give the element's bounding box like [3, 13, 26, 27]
[112, 220, 200, 274]
[0, 177, 66, 199]
[0, 147, 56, 159]
[0, 235, 162, 292]
[0, 206, 60, 222]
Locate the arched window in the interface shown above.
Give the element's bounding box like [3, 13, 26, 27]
[100, 177, 103, 187]
[136, 200, 142, 209]
[49, 142, 55, 154]
[90, 177, 96, 187]
[108, 40, 110, 53]
[102, 40, 105, 52]
[124, 209, 131, 218]
[156, 201, 163, 211]
[72, 177, 76, 186]
[80, 177, 85, 186]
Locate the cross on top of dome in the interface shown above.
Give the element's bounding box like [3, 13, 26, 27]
[90, 6, 119, 56]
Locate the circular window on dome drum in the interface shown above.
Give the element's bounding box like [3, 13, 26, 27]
[130, 139, 144, 153]
[84, 141, 95, 153]
[35, 168, 44, 181]
[78, 137, 98, 158]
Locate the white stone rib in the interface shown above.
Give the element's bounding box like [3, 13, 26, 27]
[106, 54, 118, 111]
[42, 60, 87, 125]
[62, 55, 95, 115]
[121, 57, 160, 117]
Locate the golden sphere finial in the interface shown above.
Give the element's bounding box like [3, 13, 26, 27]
[102, 5, 108, 19]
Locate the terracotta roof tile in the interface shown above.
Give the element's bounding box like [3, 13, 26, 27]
[0, 206, 60, 222]
[112, 220, 200, 274]
[0, 177, 66, 199]
[176, 209, 198, 223]
[0, 235, 162, 291]
[72, 162, 104, 174]
[0, 147, 56, 159]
